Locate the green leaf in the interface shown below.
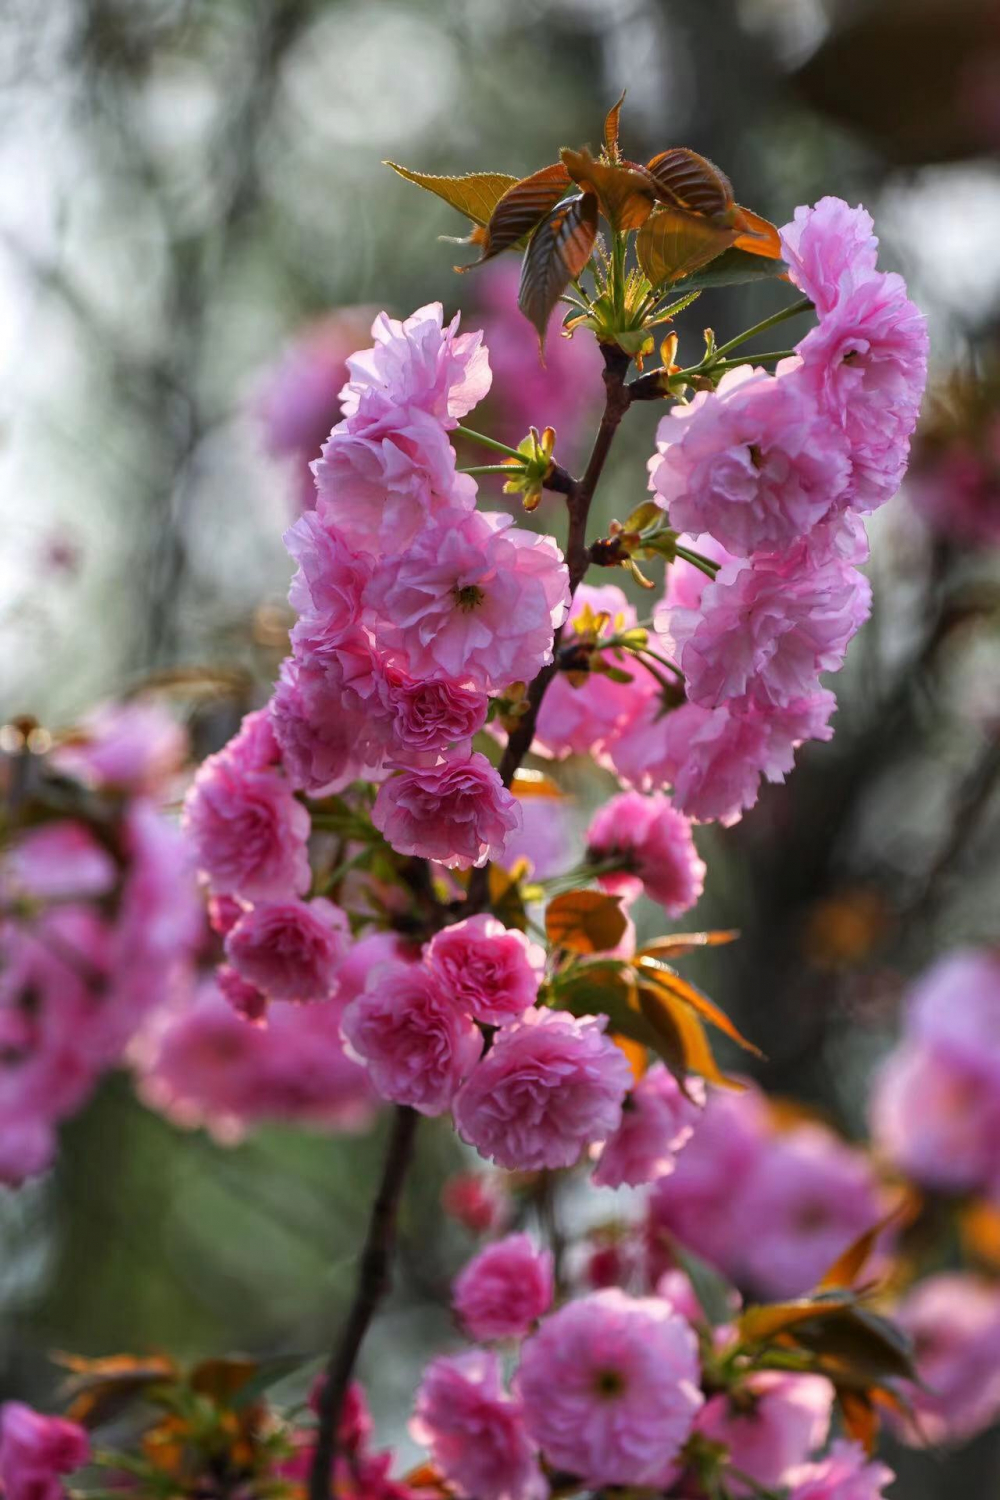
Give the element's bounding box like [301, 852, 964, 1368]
[670, 247, 791, 294]
[519, 191, 599, 339]
[383, 164, 519, 227]
[659, 1234, 739, 1328]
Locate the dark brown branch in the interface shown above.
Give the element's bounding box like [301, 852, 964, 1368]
[308, 1104, 419, 1500]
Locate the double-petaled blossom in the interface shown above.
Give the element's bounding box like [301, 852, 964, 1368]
[592, 1065, 705, 1189]
[696, 1373, 834, 1497]
[585, 790, 705, 916]
[785, 1440, 894, 1500]
[780, 198, 880, 315]
[452, 1233, 554, 1342]
[425, 915, 544, 1026]
[372, 749, 521, 870]
[224, 897, 349, 1003]
[453, 1009, 632, 1171]
[411, 1351, 545, 1500]
[516, 1290, 703, 1489]
[340, 303, 491, 427]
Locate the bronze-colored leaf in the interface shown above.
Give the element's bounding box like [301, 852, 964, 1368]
[961, 1198, 1000, 1270]
[478, 162, 572, 265]
[738, 1297, 848, 1345]
[838, 1390, 879, 1453]
[611, 1030, 648, 1083]
[732, 206, 783, 259]
[56, 1352, 178, 1427]
[488, 863, 529, 933]
[636, 981, 745, 1090]
[635, 209, 737, 290]
[545, 888, 626, 954]
[190, 1357, 259, 1403]
[604, 91, 626, 161]
[644, 148, 734, 218]
[560, 146, 655, 232]
[383, 163, 519, 227]
[670, 247, 790, 294]
[519, 191, 599, 339]
[818, 1205, 910, 1291]
[638, 929, 740, 961]
[636, 959, 763, 1058]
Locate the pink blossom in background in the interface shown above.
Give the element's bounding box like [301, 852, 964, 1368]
[697, 1373, 834, 1496]
[372, 750, 521, 870]
[592, 1065, 705, 1189]
[779, 198, 879, 315]
[891, 1273, 1000, 1446]
[426, 915, 544, 1026]
[340, 303, 491, 426]
[224, 897, 348, 1003]
[453, 1009, 632, 1171]
[366, 507, 569, 693]
[216, 964, 268, 1024]
[3, 820, 116, 903]
[183, 745, 310, 901]
[207, 895, 243, 936]
[341, 962, 483, 1115]
[411, 1351, 544, 1500]
[648, 363, 851, 557]
[51, 699, 188, 795]
[585, 790, 705, 916]
[500, 794, 575, 881]
[909, 435, 1000, 545]
[452, 1233, 554, 1341]
[785, 1439, 894, 1500]
[516, 1289, 703, 1488]
[0, 1403, 90, 1500]
[441, 1172, 511, 1236]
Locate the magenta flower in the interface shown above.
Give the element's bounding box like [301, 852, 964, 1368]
[183, 748, 311, 901]
[585, 790, 705, 916]
[649, 363, 851, 557]
[4, 820, 116, 903]
[892, 1274, 1000, 1446]
[785, 1439, 894, 1500]
[340, 303, 491, 426]
[372, 749, 521, 870]
[269, 655, 373, 794]
[51, 698, 187, 795]
[697, 1373, 834, 1496]
[0, 1404, 90, 1500]
[375, 663, 488, 757]
[216, 963, 269, 1024]
[592, 1064, 705, 1189]
[366, 507, 569, 693]
[779, 198, 880, 315]
[410, 1350, 544, 1500]
[453, 1009, 632, 1171]
[341, 962, 483, 1115]
[453, 1232, 554, 1342]
[224, 897, 348, 1003]
[516, 1289, 702, 1488]
[425, 915, 544, 1026]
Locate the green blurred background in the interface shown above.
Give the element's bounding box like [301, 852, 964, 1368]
[3, 0, 1000, 1493]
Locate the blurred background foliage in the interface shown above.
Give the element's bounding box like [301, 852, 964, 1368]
[3, 0, 1000, 1494]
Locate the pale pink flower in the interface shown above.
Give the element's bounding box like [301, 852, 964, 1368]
[410, 1351, 544, 1500]
[0, 1404, 90, 1500]
[372, 749, 521, 870]
[183, 749, 310, 901]
[892, 1274, 1000, 1446]
[697, 1373, 834, 1496]
[785, 1440, 894, 1500]
[500, 795, 574, 881]
[284, 508, 374, 637]
[269, 655, 371, 794]
[649, 364, 850, 557]
[52, 699, 187, 794]
[0, 1121, 55, 1188]
[453, 1008, 632, 1171]
[341, 303, 491, 425]
[585, 790, 705, 916]
[375, 663, 488, 757]
[224, 898, 348, 1003]
[671, 551, 870, 713]
[779, 198, 880, 315]
[658, 534, 739, 616]
[425, 915, 544, 1026]
[366, 507, 569, 692]
[592, 1065, 705, 1189]
[3, 821, 116, 903]
[341, 962, 483, 1115]
[223, 706, 282, 772]
[453, 1233, 554, 1341]
[516, 1289, 703, 1488]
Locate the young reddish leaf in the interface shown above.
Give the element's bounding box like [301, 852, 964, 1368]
[559, 965, 663, 1057]
[476, 162, 572, 265]
[636, 959, 763, 1057]
[738, 1297, 848, 1345]
[190, 1357, 259, 1403]
[560, 147, 656, 232]
[604, 90, 626, 161]
[732, 206, 783, 258]
[636, 981, 745, 1090]
[793, 1307, 917, 1387]
[56, 1352, 178, 1426]
[611, 1030, 649, 1083]
[383, 164, 519, 227]
[838, 1390, 879, 1453]
[545, 888, 626, 954]
[638, 930, 740, 961]
[669, 246, 790, 294]
[818, 1203, 912, 1291]
[644, 148, 734, 218]
[959, 1199, 1000, 1270]
[519, 191, 599, 339]
[488, 863, 529, 933]
[635, 209, 737, 290]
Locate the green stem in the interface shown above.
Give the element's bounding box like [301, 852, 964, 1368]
[712, 295, 813, 359]
[459, 464, 521, 476]
[674, 544, 721, 578]
[712, 349, 796, 372]
[454, 424, 526, 461]
[612, 231, 626, 322]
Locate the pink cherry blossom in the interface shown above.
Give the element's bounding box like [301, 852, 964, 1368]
[341, 962, 483, 1115]
[585, 790, 705, 916]
[592, 1065, 705, 1189]
[785, 1439, 894, 1500]
[224, 897, 348, 1003]
[216, 963, 269, 1023]
[891, 1273, 1000, 1446]
[453, 1008, 632, 1171]
[697, 1373, 834, 1496]
[648, 363, 851, 557]
[269, 655, 372, 794]
[779, 198, 880, 315]
[441, 1172, 511, 1236]
[3, 821, 116, 903]
[0, 1403, 90, 1500]
[284, 508, 374, 638]
[223, 706, 283, 773]
[365, 507, 568, 693]
[375, 663, 488, 757]
[425, 915, 544, 1026]
[516, 1289, 703, 1488]
[51, 699, 187, 794]
[453, 1232, 554, 1341]
[410, 1351, 544, 1500]
[183, 747, 310, 901]
[372, 749, 521, 870]
[340, 303, 491, 426]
